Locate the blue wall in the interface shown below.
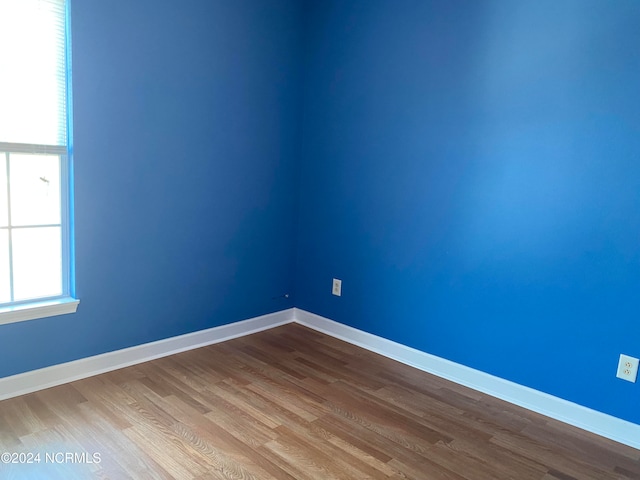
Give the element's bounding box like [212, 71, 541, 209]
[0, 0, 301, 377]
[296, 0, 640, 423]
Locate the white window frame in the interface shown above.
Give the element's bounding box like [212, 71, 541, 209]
[0, 1, 78, 325]
[0, 143, 78, 325]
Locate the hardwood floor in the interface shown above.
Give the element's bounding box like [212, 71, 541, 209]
[1, 323, 638, 479]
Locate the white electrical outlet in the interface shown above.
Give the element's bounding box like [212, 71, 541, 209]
[616, 354, 639, 383]
[332, 278, 342, 296]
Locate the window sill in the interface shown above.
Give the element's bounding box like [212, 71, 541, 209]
[0, 297, 80, 326]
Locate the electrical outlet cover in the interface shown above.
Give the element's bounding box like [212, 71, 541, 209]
[616, 354, 639, 383]
[332, 278, 342, 296]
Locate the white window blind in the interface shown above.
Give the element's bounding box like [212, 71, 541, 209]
[0, 0, 68, 147]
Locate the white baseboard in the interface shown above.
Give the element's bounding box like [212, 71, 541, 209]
[293, 308, 640, 450]
[0, 308, 295, 401]
[2, 306, 638, 450]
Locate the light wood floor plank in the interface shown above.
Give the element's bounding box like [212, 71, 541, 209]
[1, 323, 638, 479]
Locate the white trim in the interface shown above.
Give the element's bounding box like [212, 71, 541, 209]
[1, 306, 638, 450]
[0, 297, 80, 326]
[0, 308, 294, 401]
[293, 308, 640, 450]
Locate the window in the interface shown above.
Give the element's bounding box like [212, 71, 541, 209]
[0, 0, 78, 324]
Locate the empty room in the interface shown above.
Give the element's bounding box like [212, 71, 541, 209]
[1, 0, 639, 478]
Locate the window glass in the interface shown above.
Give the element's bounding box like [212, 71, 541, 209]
[0, 230, 9, 303]
[9, 154, 61, 227]
[0, 154, 7, 227]
[12, 227, 62, 301]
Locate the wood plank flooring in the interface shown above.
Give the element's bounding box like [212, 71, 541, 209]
[0, 323, 638, 479]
